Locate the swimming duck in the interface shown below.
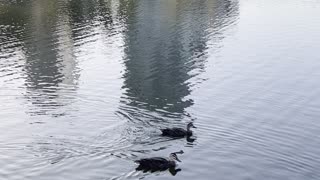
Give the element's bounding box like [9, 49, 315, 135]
[135, 152, 181, 172]
[161, 122, 196, 137]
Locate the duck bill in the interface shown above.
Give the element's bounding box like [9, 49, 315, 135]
[193, 125, 197, 128]
[174, 150, 184, 154]
[176, 157, 181, 162]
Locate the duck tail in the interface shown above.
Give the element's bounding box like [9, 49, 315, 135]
[134, 160, 141, 164]
[160, 128, 170, 135]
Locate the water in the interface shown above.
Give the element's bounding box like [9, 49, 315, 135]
[1, 0, 320, 179]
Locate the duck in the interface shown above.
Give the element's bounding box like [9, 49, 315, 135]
[135, 152, 181, 173]
[161, 122, 196, 137]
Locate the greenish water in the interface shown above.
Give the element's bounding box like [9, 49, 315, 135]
[1, 0, 320, 179]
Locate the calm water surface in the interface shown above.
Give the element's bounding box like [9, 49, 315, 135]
[1, 0, 320, 179]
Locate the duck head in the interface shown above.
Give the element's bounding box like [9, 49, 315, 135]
[169, 153, 181, 162]
[187, 122, 197, 131]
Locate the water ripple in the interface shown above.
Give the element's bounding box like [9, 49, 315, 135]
[3, 0, 320, 180]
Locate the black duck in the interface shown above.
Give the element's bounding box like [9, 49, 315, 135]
[161, 122, 196, 137]
[135, 152, 181, 173]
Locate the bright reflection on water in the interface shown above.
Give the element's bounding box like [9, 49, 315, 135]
[1, 0, 320, 179]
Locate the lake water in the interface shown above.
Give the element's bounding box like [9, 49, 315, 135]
[1, 0, 320, 179]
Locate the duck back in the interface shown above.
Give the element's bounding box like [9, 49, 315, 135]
[135, 157, 175, 171]
[161, 128, 190, 137]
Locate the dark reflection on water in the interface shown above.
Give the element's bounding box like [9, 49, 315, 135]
[23, 4, 77, 116]
[117, 0, 238, 138]
[0, 0, 80, 116]
[120, 0, 236, 114]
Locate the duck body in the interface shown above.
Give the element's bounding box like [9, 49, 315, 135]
[161, 122, 196, 138]
[135, 153, 181, 173]
[135, 157, 176, 172]
[161, 128, 191, 137]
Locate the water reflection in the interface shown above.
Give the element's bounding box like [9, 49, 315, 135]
[0, 1, 81, 116]
[118, 0, 238, 126]
[0, 2, 28, 83]
[22, 0, 79, 116]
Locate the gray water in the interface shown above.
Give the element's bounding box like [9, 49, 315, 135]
[1, 0, 320, 179]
